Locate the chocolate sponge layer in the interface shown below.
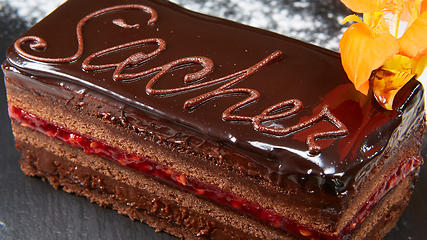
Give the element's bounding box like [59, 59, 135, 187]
[13, 122, 290, 239]
[12, 121, 420, 240]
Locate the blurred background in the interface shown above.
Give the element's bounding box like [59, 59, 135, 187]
[1, 0, 352, 50]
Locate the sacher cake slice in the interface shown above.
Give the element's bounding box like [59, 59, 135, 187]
[2, 0, 425, 239]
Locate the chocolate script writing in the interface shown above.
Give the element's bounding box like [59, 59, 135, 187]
[14, 4, 348, 154]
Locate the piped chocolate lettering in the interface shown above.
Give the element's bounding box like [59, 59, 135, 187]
[13, 4, 348, 154]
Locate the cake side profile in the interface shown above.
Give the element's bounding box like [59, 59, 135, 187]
[2, 0, 425, 239]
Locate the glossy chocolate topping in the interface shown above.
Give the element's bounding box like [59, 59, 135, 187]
[5, 0, 425, 194]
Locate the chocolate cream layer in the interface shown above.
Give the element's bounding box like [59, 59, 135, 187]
[4, 0, 425, 231]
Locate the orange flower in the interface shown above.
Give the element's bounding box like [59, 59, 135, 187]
[341, 0, 385, 13]
[399, 10, 427, 58]
[339, 0, 427, 110]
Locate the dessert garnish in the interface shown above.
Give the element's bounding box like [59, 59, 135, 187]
[339, 0, 427, 109]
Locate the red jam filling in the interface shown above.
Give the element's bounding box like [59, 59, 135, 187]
[9, 105, 422, 240]
[343, 155, 422, 234]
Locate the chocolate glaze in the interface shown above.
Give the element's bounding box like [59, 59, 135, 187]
[4, 0, 425, 196]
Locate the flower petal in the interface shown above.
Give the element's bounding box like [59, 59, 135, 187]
[342, 14, 363, 24]
[398, 11, 427, 58]
[373, 69, 415, 110]
[422, 0, 427, 14]
[339, 22, 400, 95]
[340, 0, 384, 13]
[411, 54, 427, 77]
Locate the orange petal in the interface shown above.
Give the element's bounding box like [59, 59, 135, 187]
[340, 0, 384, 13]
[342, 14, 363, 24]
[339, 23, 400, 95]
[398, 11, 427, 58]
[372, 69, 415, 110]
[422, 0, 427, 14]
[411, 54, 427, 77]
